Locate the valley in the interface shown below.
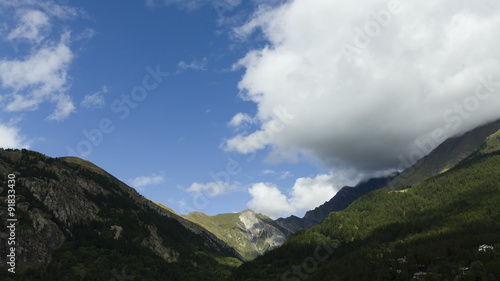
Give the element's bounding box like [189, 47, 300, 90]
[1, 122, 500, 280]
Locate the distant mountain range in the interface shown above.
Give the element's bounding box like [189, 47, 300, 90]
[1, 120, 499, 280]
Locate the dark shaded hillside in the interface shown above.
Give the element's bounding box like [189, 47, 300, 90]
[388, 119, 500, 190]
[0, 149, 242, 281]
[275, 214, 315, 234]
[229, 151, 500, 281]
[276, 176, 394, 233]
[276, 121, 500, 235]
[302, 176, 394, 224]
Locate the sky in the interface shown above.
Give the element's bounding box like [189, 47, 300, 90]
[1, 0, 500, 219]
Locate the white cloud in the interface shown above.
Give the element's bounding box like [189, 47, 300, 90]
[247, 182, 294, 218]
[0, 33, 75, 120]
[247, 172, 359, 219]
[0, 0, 85, 20]
[0, 1, 88, 121]
[186, 181, 238, 197]
[228, 112, 254, 128]
[146, 0, 241, 12]
[81, 86, 108, 109]
[0, 122, 29, 149]
[7, 9, 50, 43]
[288, 174, 340, 211]
[227, 0, 500, 176]
[177, 58, 207, 71]
[146, 0, 203, 10]
[47, 93, 75, 121]
[262, 169, 276, 175]
[225, 113, 295, 155]
[129, 174, 165, 189]
[279, 170, 292, 180]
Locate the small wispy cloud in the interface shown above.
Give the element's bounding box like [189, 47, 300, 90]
[145, 0, 242, 13]
[186, 181, 239, 197]
[7, 9, 51, 43]
[279, 171, 293, 180]
[81, 85, 108, 109]
[262, 169, 293, 179]
[177, 58, 207, 71]
[129, 174, 165, 189]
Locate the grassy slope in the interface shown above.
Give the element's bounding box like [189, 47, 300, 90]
[482, 129, 500, 154]
[184, 211, 255, 260]
[229, 151, 500, 281]
[183, 210, 281, 261]
[152, 201, 179, 215]
[58, 156, 109, 176]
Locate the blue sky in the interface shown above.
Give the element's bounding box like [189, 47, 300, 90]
[1, 0, 500, 219]
[0, 0, 330, 218]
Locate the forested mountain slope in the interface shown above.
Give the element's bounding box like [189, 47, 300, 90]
[229, 140, 500, 281]
[0, 149, 242, 281]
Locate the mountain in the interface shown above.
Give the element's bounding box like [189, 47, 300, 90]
[183, 209, 291, 261]
[481, 128, 500, 154]
[184, 177, 394, 261]
[387, 119, 500, 190]
[2, 123, 499, 281]
[228, 130, 500, 281]
[0, 149, 243, 281]
[302, 176, 394, 224]
[275, 214, 316, 234]
[276, 121, 500, 235]
[276, 176, 395, 234]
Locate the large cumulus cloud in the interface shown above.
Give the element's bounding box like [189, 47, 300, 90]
[226, 0, 500, 175]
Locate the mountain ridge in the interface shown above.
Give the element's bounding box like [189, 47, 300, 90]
[387, 119, 500, 190]
[1, 121, 499, 280]
[228, 130, 500, 281]
[0, 149, 243, 280]
[183, 209, 290, 260]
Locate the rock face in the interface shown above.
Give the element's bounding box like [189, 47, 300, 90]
[237, 210, 287, 257]
[0, 149, 242, 279]
[184, 209, 289, 260]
